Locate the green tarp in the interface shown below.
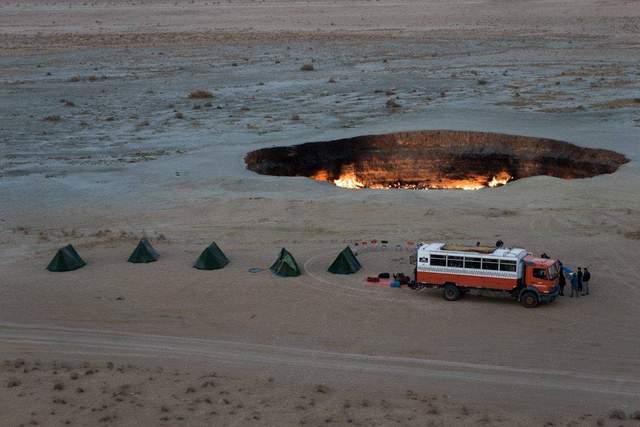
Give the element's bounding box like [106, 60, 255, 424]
[47, 244, 86, 272]
[270, 248, 301, 277]
[194, 242, 229, 270]
[328, 246, 361, 274]
[128, 238, 159, 263]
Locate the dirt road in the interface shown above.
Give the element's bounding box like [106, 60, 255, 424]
[2, 321, 640, 415]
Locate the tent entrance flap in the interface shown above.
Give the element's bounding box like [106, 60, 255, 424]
[328, 246, 361, 274]
[270, 248, 301, 277]
[194, 242, 229, 270]
[128, 238, 159, 263]
[47, 244, 86, 272]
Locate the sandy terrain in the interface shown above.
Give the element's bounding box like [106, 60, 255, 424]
[1, 0, 640, 425]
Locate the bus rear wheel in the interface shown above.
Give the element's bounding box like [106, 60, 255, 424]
[443, 283, 461, 301]
[520, 291, 539, 308]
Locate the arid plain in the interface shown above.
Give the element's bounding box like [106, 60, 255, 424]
[1, 1, 640, 425]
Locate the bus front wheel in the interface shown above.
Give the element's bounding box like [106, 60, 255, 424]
[520, 291, 539, 308]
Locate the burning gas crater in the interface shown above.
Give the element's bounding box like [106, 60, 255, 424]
[311, 166, 511, 190]
[245, 130, 628, 190]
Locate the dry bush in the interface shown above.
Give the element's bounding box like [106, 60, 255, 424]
[6, 378, 21, 388]
[608, 408, 626, 419]
[43, 115, 61, 122]
[300, 63, 315, 71]
[68, 76, 81, 82]
[386, 98, 401, 109]
[53, 381, 65, 391]
[175, 112, 184, 119]
[314, 384, 329, 394]
[188, 90, 214, 99]
[624, 230, 640, 240]
[426, 404, 440, 415]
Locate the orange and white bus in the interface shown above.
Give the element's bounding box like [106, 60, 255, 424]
[412, 243, 560, 308]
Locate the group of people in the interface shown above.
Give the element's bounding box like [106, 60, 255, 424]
[557, 262, 591, 298]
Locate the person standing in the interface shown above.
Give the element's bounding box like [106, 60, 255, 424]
[558, 261, 566, 296]
[583, 267, 591, 295]
[570, 273, 580, 298]
[577, 267, 583, 294]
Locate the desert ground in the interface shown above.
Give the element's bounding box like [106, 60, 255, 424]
[1, 0, 640, 425]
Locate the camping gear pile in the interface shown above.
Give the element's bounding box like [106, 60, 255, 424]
[366, 272, 410, 288]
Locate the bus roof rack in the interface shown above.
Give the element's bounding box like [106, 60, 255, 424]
[441, 244, 496, 254]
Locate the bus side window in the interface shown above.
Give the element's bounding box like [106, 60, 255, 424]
[499, 260, 517, 272]
[464, 257, 481, 269]
[430, 254, 446, 266]
[482, 258, 499, 271]
[447, 256, 464, 268]
[533, 268, 546, 279]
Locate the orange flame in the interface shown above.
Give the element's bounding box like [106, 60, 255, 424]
[487, 171, 512, 188]
[311, 168, 511, 190]
[333, 172, 365, 189]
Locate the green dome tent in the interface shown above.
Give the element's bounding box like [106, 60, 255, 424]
[194, 242, 229, 270]
[328, 246, 361, 274]
[47, 244, 86, 272]
[128, 238, 159, 263]
[270, 248, 301, 277]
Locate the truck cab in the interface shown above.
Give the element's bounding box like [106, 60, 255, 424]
[520, 256, 560, 307]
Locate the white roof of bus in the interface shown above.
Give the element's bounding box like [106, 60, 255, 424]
[418, 243, 527, 259]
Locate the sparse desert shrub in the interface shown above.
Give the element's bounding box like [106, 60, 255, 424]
[300, 63, 314, 71]
[624, 230, 640, 240]
[188, 90, 214, 99]
[43, 115, 61, 122]
[631, 410, 640, 420]
[478, 79, 488, 85]
[426, 404, 440, 415]
[53, 381, 65, 391]
[6, 378, 21, 388]
[175, 112, 184, 119]
[68, 76, 81, 82]
[63, 100, 75, 107]
[87, 75, 98, 81]
[608, 408, 626, 419]
[477, 414, 491, 424]
[314, 384, 329, 394]
[386, 98, 401, 109]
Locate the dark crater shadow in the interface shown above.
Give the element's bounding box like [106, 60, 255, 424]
[245, 130, 629, 190]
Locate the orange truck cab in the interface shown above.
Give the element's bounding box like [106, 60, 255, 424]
[411, 243, 560, 308]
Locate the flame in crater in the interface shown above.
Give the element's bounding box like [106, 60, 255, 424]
[487, 171, 512, 187]
[311, 167, 512, 190]
[333, 172, 365, 189]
